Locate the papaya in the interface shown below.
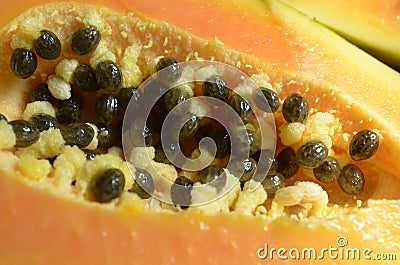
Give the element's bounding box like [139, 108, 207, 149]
[0, 2, 399, 265]
[280, 0, 400, 70]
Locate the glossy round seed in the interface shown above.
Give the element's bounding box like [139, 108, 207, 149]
[128, 168, 155, 199]
[276, 147, 299, 179]
[247, 128, 261, 155]
[71, 25, 101, 55]
[31, 83, 56, 104]
[296, 140, 328, 169]
[154, 142, 171, 164]
[97, 124, 119, 149]
[96, 93, 119, 126]
[148, 100, 168, 133]
[29, 114, 59, 132]
[156, 57, 182, 84]
[237, 127, 260, 156]
[270, 159, 278, 173]
[338, 164, 365, 195]
[349, 129, 379, 161]
[171, 176, 193, 209]
[162, 87, 190, 113]
[130, 121, 158, 147]
[228, 93, 252, 124]
[10, 48, 37, 79]
[82, 149, 100, 161]
[0, 113, 8, 122]
[253, 87, 280, 113]
[91, 168, 125, 203]
[230, 157, 257, 184]
[33, 29, 61, 60]
[212, 126, 231, 158]
[73, 64, 98, 92]
[198, 165, 227, 192]
[95, 60, 122, 92]
[251, 149, 276, 182]
[195, 122, 231, 158]
[282, 93, 309, 123]
[57, 104, 82, 125]
[57, 97, 82, 125]
[118, 86, 142, 110]
[9, 120, 39, 148]
[313, 156, 341, 183]
[179, 114, 199, 140]
[62, 123, 95, 148]
[143, 78, 170, 102]
[202, 75, 229, 104]
[262, 172, 286, 198]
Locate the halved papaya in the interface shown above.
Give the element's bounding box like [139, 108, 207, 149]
[0, 2, 399, 265]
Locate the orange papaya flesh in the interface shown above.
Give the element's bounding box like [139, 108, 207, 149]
[1, 166, 399, 265]
[0, 2, 399, 265]
[280, 0, 400, 70]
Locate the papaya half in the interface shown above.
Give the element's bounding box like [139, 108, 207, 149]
[0, 1, 399, 265]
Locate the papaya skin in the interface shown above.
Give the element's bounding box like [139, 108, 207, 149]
[0, 2, 399, 265]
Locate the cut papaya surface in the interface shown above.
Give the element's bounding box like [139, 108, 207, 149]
[121, 0, 400, 179]
[0, 2, 399, 265]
